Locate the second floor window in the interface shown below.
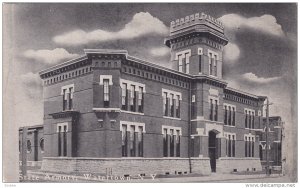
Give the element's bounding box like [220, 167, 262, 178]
[69, 87, 73, 110]
[130, 85, 136, 112]
[162, 89, 182, 118]
[138, 87, 143, 113]
[103, 79, 110, 107]
[163, 92, 168, 116]
[170, 94, 174, 117]
[63, 89, 67, 111]
[199, 55, 202, 73]
[209, 99, 213, 121]
[175, 95, 180, 118]
[62, 84, 74, 111]
[214, 100, 218, 121]
[245, 110, 248, 128]
[121, 83, 127, 110]
[120, 79, 145, 113]
[214, 54, 217, 76]
[209, 53, 213, 75]
[224, 106, 227, 124]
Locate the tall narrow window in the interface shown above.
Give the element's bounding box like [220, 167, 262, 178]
[69, 87, 73, 110]
[130, 125, 135, 157]
[182, 57, 186, 73]
[232, 107, 235, 126]
[121, 83, 127, 110]
[63, 89, 67, 111]
[178, 55, 183, 72]
[252, 137, 254, 157]
[103, 79, 110, 107]
[138, 87, 143, 113]
[249, 112, 252, 129]
[245, 111, 248, 128]
[214, 54, 217, 76]
[138, 126, 143, 157]
[199, 55, 202, 73]
[245, 137, 248, 157]
[170, 129, 174, 157]
[63, 126, 67, 156]
[58, 126, 61, 156]
[209, 53, 213, 75]
[209, 99, 213, 121]
[252, 112, 255, 129]
[175, 95, 180, 118]
[185, 56, 190, 74]
[130, 85, 136, 112]
[170, 94, 174, 117]
[225, 137, 228, 156]
[176, 130, 180, 157]
[163, 92, 168, 116]
[214, 100, 218, 121]
[232, 135, 235, 157]
[248, 137, 251, 158]
[228, 106, 232, 125]
[122, 125, 127, 157]
[163, 129, 168, 157]
[224, 106, 227, 125]
[228, 135, 232, 157]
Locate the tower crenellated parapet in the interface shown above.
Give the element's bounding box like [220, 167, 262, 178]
[170, 12, 224, 35]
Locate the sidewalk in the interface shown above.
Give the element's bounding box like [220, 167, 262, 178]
[24, 170, 285, 183]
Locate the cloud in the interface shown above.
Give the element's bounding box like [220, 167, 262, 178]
[242, 72, 281, 84]
[53, 12, 169, 46]
[19, 72, 42, 98]
[150, 46, 170, 57]
[223, 42, 240, 62]
[23, 48, 79, 64]
[219, 14, 284, 37]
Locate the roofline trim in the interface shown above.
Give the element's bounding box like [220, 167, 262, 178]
[39, 55, 88, 76]
[225, 87, 259, 99]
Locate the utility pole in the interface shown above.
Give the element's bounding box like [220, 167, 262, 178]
[265, 98, 270, 176]
[280, 121, 285, 176]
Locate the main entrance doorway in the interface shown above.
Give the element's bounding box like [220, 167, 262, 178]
[208, 131, 217, 172]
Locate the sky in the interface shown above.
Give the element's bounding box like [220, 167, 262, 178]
[3, 3, 297, 181]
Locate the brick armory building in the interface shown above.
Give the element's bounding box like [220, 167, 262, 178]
[21, 12, 275, 175]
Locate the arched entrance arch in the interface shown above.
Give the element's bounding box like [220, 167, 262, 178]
[208, 129, 220, 172]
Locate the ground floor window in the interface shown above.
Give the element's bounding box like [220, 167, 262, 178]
[245, 135, 255, 157]
[225, 133, 235, 157]
[57, 123, 68, 157]
[162, 126, 181, 157]
[120, 121, 145, 157]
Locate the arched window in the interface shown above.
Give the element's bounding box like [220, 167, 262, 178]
[40, 138, 44, 152]
[27, 140, 31, 152]
[19, 140, 21, 153]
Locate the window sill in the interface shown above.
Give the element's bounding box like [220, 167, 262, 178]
[163, 116, 181, 120]
[120, 110, 144, 115]
[224, 124, 236, 127]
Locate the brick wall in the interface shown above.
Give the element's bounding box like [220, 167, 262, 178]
[216, 157, 262, 173]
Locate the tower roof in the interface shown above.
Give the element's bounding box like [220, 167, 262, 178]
[165, 12, 228, 47]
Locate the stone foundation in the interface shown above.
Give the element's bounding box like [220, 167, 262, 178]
[216, 157, 262, 173]
[41, 157, 211, 176]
